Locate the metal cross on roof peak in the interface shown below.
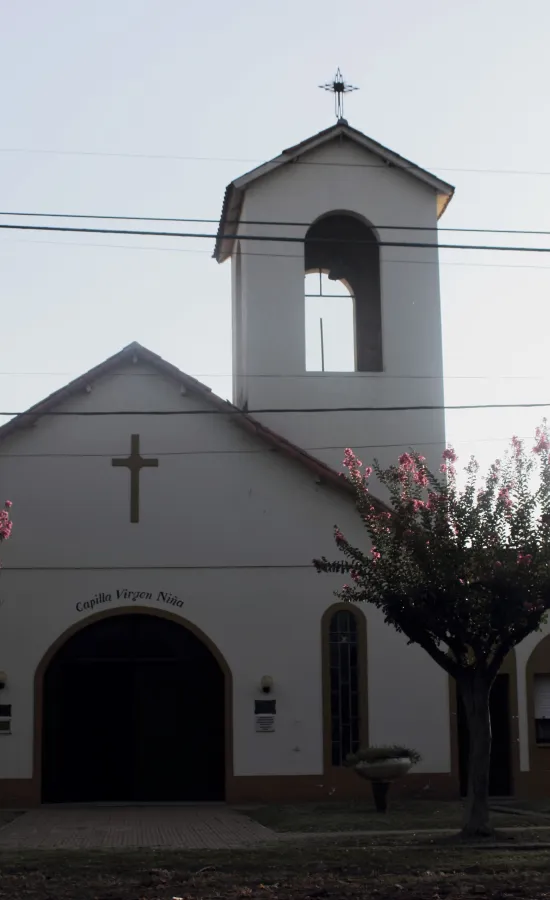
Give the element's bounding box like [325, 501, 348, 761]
[319, 68, 358, 124]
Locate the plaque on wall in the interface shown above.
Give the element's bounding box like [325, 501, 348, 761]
[255, 715, 275, 733]
[0, 704, 11, 735]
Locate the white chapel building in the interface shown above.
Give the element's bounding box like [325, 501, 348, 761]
[0, 115, 549, 807]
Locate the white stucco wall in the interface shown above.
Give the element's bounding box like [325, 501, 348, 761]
[0, 361, 451, 781]
[230, 138, 446, 477]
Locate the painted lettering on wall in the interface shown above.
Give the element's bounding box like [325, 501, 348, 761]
[75, 589, 183, 612]
[76, 592, 112, 613]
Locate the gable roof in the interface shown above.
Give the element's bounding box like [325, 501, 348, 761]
[0, 341, 385, 506]
[214, 121, 455, 263]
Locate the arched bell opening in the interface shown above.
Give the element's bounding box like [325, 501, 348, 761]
[305, 213, 382, 373]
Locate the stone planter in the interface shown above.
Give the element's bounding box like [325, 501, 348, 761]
[354, 757, 413, 782]
[352, 757, 413, 812]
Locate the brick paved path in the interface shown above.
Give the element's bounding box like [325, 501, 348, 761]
[0, 805, 276, 850]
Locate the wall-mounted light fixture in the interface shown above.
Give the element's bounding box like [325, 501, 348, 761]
[260, 675, 273, 694]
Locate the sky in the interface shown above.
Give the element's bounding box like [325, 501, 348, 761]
[2, 0, 550, 478]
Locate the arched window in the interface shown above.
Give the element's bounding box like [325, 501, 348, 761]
[326, 608, 363, 766]
[305, 213, 382, 372]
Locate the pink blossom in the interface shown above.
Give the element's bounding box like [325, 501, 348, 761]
[498, 486, 513, 509]
[399, 453, 415, 470]
[533, 426, 550, 455]
[425, 492, 438, 510]
[410, 499, 425, 512]
[343, 448, 363, 474]
[518, 552, 533, 566]
[334, 528, 345, 542]
[414, 469, 428, 487]
[351, 569, 361, 582]
[343, 448, 361, 466]
[0, 503, 12, 543]
[4, 500, 12, 509]
[371, 548, 381, 561]
[494, 561, 503, 568]
[440, 463, 447, 475]
[442, 447, 458, 464]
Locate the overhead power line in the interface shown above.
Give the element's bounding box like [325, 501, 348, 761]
[1, 146, 550, 177]
[6, 235, 550, 271]
[0, 434, 537, 460]
[2, 402, 550, 416]
[0, 370, 549, 381]
[4, 210, 550, 238]
[1, 564, 320, 571]
[1, 222, 550, 254]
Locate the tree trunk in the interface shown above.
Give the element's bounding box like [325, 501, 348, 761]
[458, 673, 494, 837]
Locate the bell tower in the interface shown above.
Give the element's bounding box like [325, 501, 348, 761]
[214, 77, 455, 475]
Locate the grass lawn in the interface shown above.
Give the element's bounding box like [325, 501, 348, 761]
[244, 799, 550, 832]
[2, 838, 550, 898]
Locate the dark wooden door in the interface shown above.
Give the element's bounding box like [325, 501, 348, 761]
[457, 673, 513, 797]
[134, 661, 186, 801]
[42, 615, 225, 803]
[133, 659, 224, 801]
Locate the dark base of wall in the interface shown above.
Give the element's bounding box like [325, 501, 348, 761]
[0, 771, 459, 808]
[516, 770, 550, 800]
[0, 780, 37, 808]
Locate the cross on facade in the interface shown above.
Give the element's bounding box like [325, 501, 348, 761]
[112, 434, 158, 523]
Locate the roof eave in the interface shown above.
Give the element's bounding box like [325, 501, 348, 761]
[214, 123, 455, 260]
[214, 184, 244, 263]
[0, 342, 213, 443]
[437, 189, 455, 219]
[0, 341, 390, 510]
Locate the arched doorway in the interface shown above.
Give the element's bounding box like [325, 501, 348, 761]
[41, 613, 225, 803]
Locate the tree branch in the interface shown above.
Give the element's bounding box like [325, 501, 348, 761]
[399, 623, 461, 679]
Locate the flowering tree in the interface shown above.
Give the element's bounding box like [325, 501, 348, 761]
[0, 501, 13, 562]
[314, 426, 550, 836]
